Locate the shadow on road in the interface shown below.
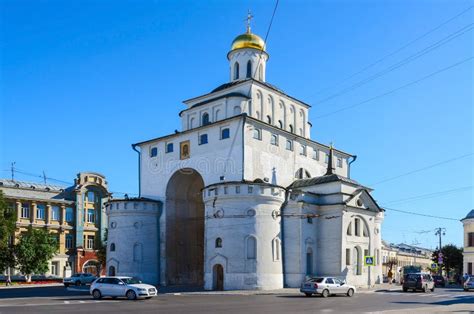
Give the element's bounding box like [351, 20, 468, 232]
[391, 295, 474, 307]
[0, 286, 89, 299]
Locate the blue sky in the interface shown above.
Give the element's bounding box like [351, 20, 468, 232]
[1, 0, 472, 249]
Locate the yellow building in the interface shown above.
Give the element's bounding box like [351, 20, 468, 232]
[0, 172, 109, 278]
[462, 210, 474, 275]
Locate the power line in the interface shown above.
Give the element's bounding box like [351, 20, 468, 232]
[381, 186, 473, 205]
[314, 22, 473, 105]
[314, 56, 473, 119]
[383, 206, 460, 221]
[310, 5, 473, 98]
[369, 152, 473, 186]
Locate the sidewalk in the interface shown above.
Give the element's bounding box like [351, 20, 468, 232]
[0, 283, 63, 289]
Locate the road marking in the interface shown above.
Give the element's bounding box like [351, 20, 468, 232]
[64, 301, 70, 304]
[79, 301, 85, 303]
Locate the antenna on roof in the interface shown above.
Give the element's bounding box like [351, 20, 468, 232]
[10, 162, 16, 181]
[42, 171, 47, 184]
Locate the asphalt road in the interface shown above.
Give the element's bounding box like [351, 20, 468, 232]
[0, 285, 472, 313]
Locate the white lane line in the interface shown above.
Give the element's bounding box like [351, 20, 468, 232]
[0, 300, 118, 308]
[78, 301, 85, 303]
[64, 301, 70, 304]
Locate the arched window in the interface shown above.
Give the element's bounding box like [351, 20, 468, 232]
[266, 115, 272, 124]
[259, 66, 263, 80]
[278, 120, 283, 128]
[246, 236, 257, 259]
[190, 117, 195, 129]
[353, 247, 362, 275]
[289, 124, 294, 133]
[246, 60, 252, 78]
[253, 128, 261, 140]
[270, 134, 278, 146]
[202, 113, 210, 126]
[215, 109, 221, 121]
[133, 243, 142, 262]
[110, 243, 115, 252]
[272, 238, 281, 261]
[234, 62, 239, 80]
[108, 266, 116, 276]
[306, 247, 313, 275]
[215, 238, 222, 248]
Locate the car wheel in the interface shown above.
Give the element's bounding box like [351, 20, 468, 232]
[64, 283, 69, 288]
[347, 288, 354, 297]
[321, 289, 329, 298]
[403, 287, 408, 292]
[92, 289, 102, 300]
[430, 287, 435, 292]
[304, 293, 312, 297]
[126, 290, 137, 300]
[75, 281, 81, 286]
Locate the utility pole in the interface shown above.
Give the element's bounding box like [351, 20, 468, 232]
[435, 227, 446, 276]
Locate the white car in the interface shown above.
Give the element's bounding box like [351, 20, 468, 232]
[300, 277, 356, 297]
[90, 276, 157, 300]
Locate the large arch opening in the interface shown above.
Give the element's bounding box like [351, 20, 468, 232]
[165, 168, 205, 286]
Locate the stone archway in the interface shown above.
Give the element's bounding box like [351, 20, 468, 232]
[165, 168, 205, 286]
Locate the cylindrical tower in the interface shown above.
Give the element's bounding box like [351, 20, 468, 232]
[105, 198, 162, 284]
[202, 182, 285, 290]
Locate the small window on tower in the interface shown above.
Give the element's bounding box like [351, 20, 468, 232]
[150, 147, 158, 158]
[246, 60, 252, 78]
[166, 143, 174, 153]
[234, 62, 239, 80]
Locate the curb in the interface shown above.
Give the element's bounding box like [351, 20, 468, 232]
[0, 283, 64, 290]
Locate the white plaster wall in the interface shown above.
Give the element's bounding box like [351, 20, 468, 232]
[228, 49, 268, 82]
[202, 183, 285, 290]
[106, 200, 161, 285]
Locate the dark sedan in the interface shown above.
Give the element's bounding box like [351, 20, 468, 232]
[432, 275, 445, 287]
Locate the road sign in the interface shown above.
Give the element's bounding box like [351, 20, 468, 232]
[431, 263, 438, 269]
[364, 256, 375, 266]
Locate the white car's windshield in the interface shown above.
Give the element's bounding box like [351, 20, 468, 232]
[121, 278, 142, 284]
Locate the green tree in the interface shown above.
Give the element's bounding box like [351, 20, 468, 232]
[95, 228, 108, 275]
[0, 191, 17, 284]
[15, 228, 58, 282]
[432, 244, 463, 279]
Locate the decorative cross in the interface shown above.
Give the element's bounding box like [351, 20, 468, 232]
[245, 10, 253, 33]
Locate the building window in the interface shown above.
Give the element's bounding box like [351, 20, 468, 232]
[234, 62, 239, 80]
[468, 232, 474, 247]
[65, 234, 73, 249]
[108, 266, 116, 276]
[66, 207, 74, 222]
[87, 191, 96, 203]
[166, 143, 174, 153]
[199, 133, 208, 145]
[246, 236, 257, 259]
[110, 243, 116, 252]
[21, 203, 30, 218]
[300, 144, 307, 156]
[87, 209, 95, 223]
[307, 216, 313, 224]
[346, 248, 351, 266]
[355, 218, 360, 236]
[246, 60, 252, 78]
[306, 248, 313, 275]
[51, 261, 59, 276]
[273, 238, 281, 261]
[86, 235, 95, 249]
[150, 147, 158, 157]
[51, 206, 60, 221]
[270, 134, 278, 146]
[286, 139, 293, 151]
[221, 128, 230, 139]
[253, 128, 262, 140]
[202, 112, 210, 125]
[36, 204, 45, 220]
[215, 238, 222, 248]
[313, 149, 319, 160]
[224, 186, 228, 194]
[235, 186, 240, 194]
[337, 157, 343, 168]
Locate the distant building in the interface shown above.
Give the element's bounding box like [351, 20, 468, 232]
[381, 241, 433, 281]
[0, 172, 109, 278]
[461, 209, 474, 275]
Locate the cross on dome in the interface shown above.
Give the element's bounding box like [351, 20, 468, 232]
[245, 10, 254, 33]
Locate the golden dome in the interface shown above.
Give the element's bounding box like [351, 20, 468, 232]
[230, 31, 266, 52]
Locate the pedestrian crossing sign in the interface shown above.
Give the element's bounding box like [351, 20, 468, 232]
[364, 256, 375, 266]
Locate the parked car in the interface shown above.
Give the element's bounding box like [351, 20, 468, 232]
[90, 276, 158, 300]
[432, 275, 446, 287]
[464, 276, 474, 291]
[402, 273, 435, 292]
[63, 273, 97, 287]
[300, 277, 356, 298]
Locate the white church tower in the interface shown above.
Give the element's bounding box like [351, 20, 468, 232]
[106, 16, 384, 291]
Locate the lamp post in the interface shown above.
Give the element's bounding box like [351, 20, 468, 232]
[435, 228, 446, 276]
